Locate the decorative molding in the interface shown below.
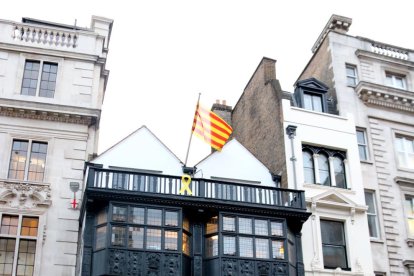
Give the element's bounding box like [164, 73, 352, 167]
[356, 81, 414, 113]
[307, 190, 367, 213]
[406, 238, 414, 247]
[0, 180, 51, 209]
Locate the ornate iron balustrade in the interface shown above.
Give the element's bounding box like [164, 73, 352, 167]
[86, 167, 306, 210]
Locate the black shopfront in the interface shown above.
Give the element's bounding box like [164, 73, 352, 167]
[79, 164, 310, 276]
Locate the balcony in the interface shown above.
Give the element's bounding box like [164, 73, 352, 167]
[84, 166, 307, 214]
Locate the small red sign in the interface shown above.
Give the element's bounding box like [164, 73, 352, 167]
[71, 198, 78, 209]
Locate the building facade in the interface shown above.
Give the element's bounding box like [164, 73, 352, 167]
[0, 16, 112, 276]
[297, 15, 414, 275]
[230, 58, 375, 275]
[79, 126, 310, 275]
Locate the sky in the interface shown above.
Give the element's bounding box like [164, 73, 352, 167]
[4, 0, 414, 165]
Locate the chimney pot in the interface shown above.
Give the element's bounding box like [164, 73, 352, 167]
[222, 100, 227, 105]
[216, 99, 220, 104]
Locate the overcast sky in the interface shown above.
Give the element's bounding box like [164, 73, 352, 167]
[4, 0, 414, 165]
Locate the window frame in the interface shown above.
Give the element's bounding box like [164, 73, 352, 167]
[319, 219, 349, 270]
[385, 71, 406, 90]
[345, 64, 358, 87]
[356, 128, 369, 162]
[0, 213, 40, 276]
[20, 59, 58, 98]
[364, 190, 381, 239]
[395, 135, 414, 170]
[303, 92, 324, 112]
[404, 195, 414, 238]
[8, 139, 48, 182]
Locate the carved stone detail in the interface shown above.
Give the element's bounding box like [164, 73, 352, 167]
[240, 260, 254, 276]
[164, 254, 180, 276]
[272, 262, 288, 275]
[222, 258, 238, 276]
[257, 261, 271, 276]
[127, 251, 143, 276]
[109, 249, 126, 275]
[193, 256, 202, 276]
[0, 180, 51, 209]
[147, 253, 161, 275]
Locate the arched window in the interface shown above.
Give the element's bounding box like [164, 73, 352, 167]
[302, 150, 315, 184]
[333, 156, 346, 188]
[318, 153, 330, 186]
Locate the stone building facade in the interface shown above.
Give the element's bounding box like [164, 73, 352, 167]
[297, 15, 414, 275]
[0, 16, 112, 276]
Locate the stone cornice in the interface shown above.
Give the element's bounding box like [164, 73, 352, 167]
[355, 81, 414, 113]
[356, 50, 414, 68]
[0, 98, 100, 125]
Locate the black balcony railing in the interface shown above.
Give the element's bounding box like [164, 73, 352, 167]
[86, 167, 306, 210]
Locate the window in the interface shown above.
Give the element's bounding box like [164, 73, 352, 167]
[0, 214, 39, 276]
[364, 191, 380, 238]
[386, 72, 406, 89]
[206, 235, 218, 257]
[96, 205, 181, 253]
[356, 129, 369, 161]
[405, 196, 414, 237]
[302, 146, 347, 189]
[21, 60, 58, 98]
[8, 140, 48, 182]
[395, 136, 414, 169]
[346, 65, 358, 86]
[320, 220, 348, 270]
[303, 93, 323, 112]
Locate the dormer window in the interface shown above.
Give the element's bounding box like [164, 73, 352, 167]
[294, 78, 330, 113]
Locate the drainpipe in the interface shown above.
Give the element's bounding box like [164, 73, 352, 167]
[286, 125, 298, 190]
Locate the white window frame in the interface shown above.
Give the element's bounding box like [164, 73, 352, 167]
[395, 135, 414, 170]
[356, 128, 369, 161]
[20, 60, 58, 98]
[364, 190, 380, 239]
[346, 64, 358, 87]
[386, 72, 406, 89]
[404, 195, 414, 238]
[0, 213, 41, 276]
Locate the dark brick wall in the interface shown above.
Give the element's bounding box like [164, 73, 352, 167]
[231, 58, 288, 188]
[298, 37, 338, 114]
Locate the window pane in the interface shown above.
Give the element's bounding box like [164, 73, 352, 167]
[206, 235, 218, 257]
[164, 231, 178, 250]
[182, 233, 191, 255]
[8, 140, 29, 180]
[320, 220, 348, 269]
[405, 196, 414, 236]
[96, 208, 107, 225]
[312, 95, 323, 112]
[238, 217, 252, 234]
[206, 216, 218, 234]
[95, 226, 107, 250]
[223, 236, 236, 256]
[1, 215, 19, 235]
[322, 245, 347, 269]
[367, 215, 379, 238]
[165, 211, 178, 227]
[21, 61, 40, 96]
[27, 142, 47, 182]
[129, 207, 144, 224]
[271, 222, 283, 237]
[318, 154, 331, 186]
[303, 150, 315, 183]
[303, 93, 313, 110]
[39, 62, 57, 98]
[0, 238, 16, 276]
[183, 216, 190, 232]
[147, 209, 162, 226]
[255, 219, 268, 236]
[255, 238, 269, 259]
[112, 206, 127, 222]
[128, 227, 144, 249]
[146, 228, 161, 250]
[111, 226, 126, 246]
[17, 240, 36, 276]
[320, 220, 345, 245]
[239, 237, 253, 258]
[21, 217, 38, 237]
[272, 240, 285, 259]
[333, 156, 346, 188]
[223, 216, 235, 232]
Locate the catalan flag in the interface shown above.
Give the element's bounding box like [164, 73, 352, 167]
[192, 104, 233, 151]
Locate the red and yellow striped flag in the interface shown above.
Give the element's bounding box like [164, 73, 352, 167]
[192, 104, 233, 151]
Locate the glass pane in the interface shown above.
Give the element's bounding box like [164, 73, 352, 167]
[112, 206, 127, 222]
[111, 226, 126, 246]
[1, 215, 19, 235]
[271, 222, 283, 237]
[183, 216, 190, 232]
[146, 228, 161, 250]
[165, 211, 178, 227]
[17, 240, 36, 276]
[322, 245, 347, 269]
[239, 237, 253, 258]
[367, 215, 379, 238]
[206, 235, 218, 257]
[21, 217, 38, 237]
[147, 209, 162, 226]
[356, 130, 365, 144]
[164, 231, 178, 250]
[364, 192, 375, 214]
[28, 142, 47, 182]
[255, 219, 268, 236]
[272, 240, 284, 259]
[222, 216, 235, 232]
[96, 208, 107, 225]
[312, 95, 323, 112]
[238, 218, 252, 234]
[223, 236, 236, 256]
[182, 233, 191, 255]
[95, 226, 106, 250]
[255, 238, 269, 259]
[333, 157, 346, 188]
[206, 216, 218, 234]
[346, 66, 355, 77]
[128, 227, 144, 249]
[303, 94, 312, 110]
[358, 145, 367, 161]
[8, 140, 29, 180]
[318, 154, 331, 186]
[129, 207, 144, 224]
[0, 238, 16, 275]
[320, 220, 345, 245]
[21, 61, 40, 96]
[303, 151, 315, 183]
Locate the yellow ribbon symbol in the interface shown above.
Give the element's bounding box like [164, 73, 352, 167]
[179, 174, 193, 195]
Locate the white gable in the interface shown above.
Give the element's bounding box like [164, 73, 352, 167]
[93, 126, 183, 175]
[195, 139, 275, 187]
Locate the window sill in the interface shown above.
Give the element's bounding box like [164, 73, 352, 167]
[360, 160, 373, 165]
[303, 183, 355, 194]
[370, 238, 384, 244]
[397, 167, 414, 174]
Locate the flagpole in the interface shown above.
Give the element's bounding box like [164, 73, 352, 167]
[184, 93, 201, 167]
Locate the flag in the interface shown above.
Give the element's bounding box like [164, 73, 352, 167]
[192, 104, 233, 151]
